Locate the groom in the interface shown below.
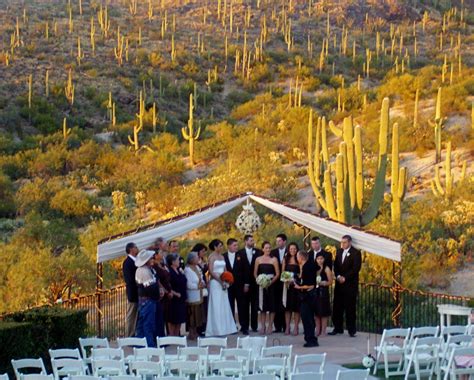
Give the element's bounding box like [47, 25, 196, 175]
[224, 238, 251, 335]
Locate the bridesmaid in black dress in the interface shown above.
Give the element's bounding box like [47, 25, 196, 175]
[315, 253, 333, 336]
[282, 242, 300, 336]
[167, 253, 187, 336]
[254, 241, 280, 335]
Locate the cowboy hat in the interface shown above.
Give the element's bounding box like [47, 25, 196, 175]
[135, 250, 155, 267]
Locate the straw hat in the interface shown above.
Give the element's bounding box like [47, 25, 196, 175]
[135, 250, 155, 267]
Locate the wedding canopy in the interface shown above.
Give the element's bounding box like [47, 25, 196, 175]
[97, 192, 401, 263]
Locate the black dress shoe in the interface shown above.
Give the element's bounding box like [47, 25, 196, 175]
[252, 328, 258, 333]
[328, 330, 342, 335]
[241, 330, 249, 335]
[304, 342, 319, 347]
[349, 333, 357, 337]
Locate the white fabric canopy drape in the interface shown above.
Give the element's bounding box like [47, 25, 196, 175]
[97, 193, 401, 263]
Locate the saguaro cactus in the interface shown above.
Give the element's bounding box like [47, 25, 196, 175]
[432, 87, 443, 163]
[307, 98, 390, 225]
[181, 93, 201, 166]
[128, 91, 145, 151]
[62, 117, 71, 140]
[431, 142, 466, 198]
[64, 69, 75, 105]
[389, 123, 408, 224]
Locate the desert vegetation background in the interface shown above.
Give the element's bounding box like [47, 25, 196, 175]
[0, 0, 472, 313]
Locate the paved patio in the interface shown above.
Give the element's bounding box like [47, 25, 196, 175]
[138, 329, 382, 379]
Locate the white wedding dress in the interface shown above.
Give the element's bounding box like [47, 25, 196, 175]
[205, 259, 237, 336]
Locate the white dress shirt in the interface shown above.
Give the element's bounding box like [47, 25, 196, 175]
[278, 247, 286, 263]
[342, 249, 350, 263]
[245, 247, 253, 265]
[128, 254, 137, 262]
[228, 251, 236, 268]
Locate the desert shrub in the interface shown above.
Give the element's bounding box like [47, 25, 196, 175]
[50, 188, 92, 218]
[0, 171, 16, 217]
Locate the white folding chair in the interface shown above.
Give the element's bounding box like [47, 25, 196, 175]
[437, 334, 472, 377]
[178, 347, 209, 376]
[373, 327, 411, 377]
[109, 376, 140, 380]
[336, 369, 369, 380]
[129, 361, 163, 379]
[253, 358, 286, 379]
[68, 376, 100, 380]
[168, 360, 200, 378]
[79, 338, 109, 366]
[91, 359, 126, 377]
[91, 348, 124, 360]
[219, 349, 251, 375]
[49, 349, 83, 360]
[261, 346, 292, 378]
[201, 377, 231, 380]
[407, 326, 439, 349]
[211, 360, 244, 377]
[19, 376, 53, 380]
[440, 346, 474, 380]
[117, 337, 148, 364]
[198, 337, 228, 364]
[133, 347, 166, 363]
[11, 359, 47, 380]
[404, 337, 441, 380]
[155, 377, 187, 380]
[242, 374, 274, 380]
[237, 337, 267, 368]
[441, 325, 469, 338]
[292, 354, 326, 374]
[51, 359, 86, 380]
[0, 374, 8, 380]
[290, 373, 324, 380]
[157, 336, 187, 363]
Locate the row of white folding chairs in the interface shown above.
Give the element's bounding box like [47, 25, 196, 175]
[373, 325, 473, 378]
[11, 349, 327, 380]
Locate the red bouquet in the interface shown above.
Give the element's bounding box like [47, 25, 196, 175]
[221, 271, 234, 284]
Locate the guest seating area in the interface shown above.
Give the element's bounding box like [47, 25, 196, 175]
[373, 324, 474, 379]
[4, 325, 474, 380]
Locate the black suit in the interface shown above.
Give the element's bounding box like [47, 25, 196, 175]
[237, 247, 262, 331]
[123, 256, 138, 303]
[308, 249, 333, 270]
[332, 246, 362, 335]
[224, 251, 251, 332]
[123, 255, 138, 337]
[270, 247, 287, 332]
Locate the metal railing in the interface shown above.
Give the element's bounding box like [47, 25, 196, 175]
[50, 283, 473, 338]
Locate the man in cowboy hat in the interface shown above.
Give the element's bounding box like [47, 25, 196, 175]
[135, 250, 165, 346]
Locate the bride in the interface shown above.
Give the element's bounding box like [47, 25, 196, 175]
[205, 239, 237, 336]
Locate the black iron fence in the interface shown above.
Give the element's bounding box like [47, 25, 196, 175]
[24, 283, 474, 338]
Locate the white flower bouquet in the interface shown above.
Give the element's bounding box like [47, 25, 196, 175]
[316, 275, 322, 288]
[280, 271, 294, 283]
[235, 203, 262, 234]
[256, 274, 272, 289]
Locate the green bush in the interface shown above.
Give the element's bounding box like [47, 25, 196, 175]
[1, 307, 88, 375]
[0, 322, 35, 374]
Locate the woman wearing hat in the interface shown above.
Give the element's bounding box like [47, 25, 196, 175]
[135, 250, 165, 347]
[184, 252, 205, 340]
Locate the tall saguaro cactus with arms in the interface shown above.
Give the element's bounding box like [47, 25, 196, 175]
[308, 98, 391, 226]
[181, 93, 201, 166]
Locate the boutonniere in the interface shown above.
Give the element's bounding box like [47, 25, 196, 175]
[347, 253, 351, 257]
[252, 249, 255, 254]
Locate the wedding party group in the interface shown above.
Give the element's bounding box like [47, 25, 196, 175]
[122, 233, 361, 348]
